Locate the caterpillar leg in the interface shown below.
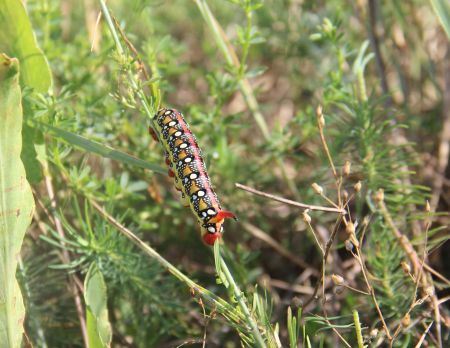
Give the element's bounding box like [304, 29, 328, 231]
[181, 192, 190, 207]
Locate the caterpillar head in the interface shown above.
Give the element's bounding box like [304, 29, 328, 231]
[201, 222, 223, 245]
[201, 210, 237, 246]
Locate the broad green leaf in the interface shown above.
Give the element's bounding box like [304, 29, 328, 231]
[0, 0, 52, 92]
[0, 54, 35, 348]
[38, 123, 166, 175]
[430, 0, 450, 39]
[84, 263, 112, 348]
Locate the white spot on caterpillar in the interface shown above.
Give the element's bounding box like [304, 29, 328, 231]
[189, 173, 197, 179]
[197, 190, 205, 197]
[207, 209, 215, 215]
[220, 226, 224, 232]
[169, 121, 176, 126]
[164, 110, 171, 115]
[202, 212, 207, 217]
[208, 226, 216, 233]
[180, 143, 188, 149]
[185, 157, 192, 163]
[174, 131, 182, 137]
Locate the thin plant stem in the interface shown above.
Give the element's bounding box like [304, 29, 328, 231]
[376, 194, 442, 347]
[216, 248, 266, 348]
[99, 0, 158, 119]
[316, 106, 337, 178]
[236, 183, 345, 214]
[303, 219, 341, 308]
[414, 321, 434, 348]
[353, 246, 392, 341]
[353, 310, 364, 348]
[194, 0, 300, 200]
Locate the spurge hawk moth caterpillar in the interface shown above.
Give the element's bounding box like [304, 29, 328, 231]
[149, 108, 236, 245]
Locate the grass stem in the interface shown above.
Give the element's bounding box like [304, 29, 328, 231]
[216, 244, 266, 348]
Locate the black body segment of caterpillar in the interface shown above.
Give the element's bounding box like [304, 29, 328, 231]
[150, 108, 236, 245]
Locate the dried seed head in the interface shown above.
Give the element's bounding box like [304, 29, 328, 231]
[401, 313, 410, 327]
[346, 221, 355, 235]
[303, 210, 311, 224]
[375, 189, 384, 203]
[354, 181, 362, 193]
[343, 160, 351, 176]
[316, 105, 325, 127]
[331, 274, 345, 286]
[425, 200, 431, 213]
[345, 239, 354, 251]
[401, 261, 411, 274]
[343, 190, 349, 201]
[363, 216, 370, 226]
[311, 183, 323, 195]
[425, 286, 434, 297]
[370, 328, 379, 338]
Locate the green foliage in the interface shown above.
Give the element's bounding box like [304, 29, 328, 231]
[1, 0, 448, 347]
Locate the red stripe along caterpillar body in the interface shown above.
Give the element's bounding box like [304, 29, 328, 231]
[149, 108, 236, 245]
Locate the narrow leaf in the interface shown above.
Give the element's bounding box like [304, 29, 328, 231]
[0, 54, 35, 348]
[430, 0, 450, 39]
[38, 123, 166, 175]
[0, 0, 52, 92]
[84, 263, 112, 348]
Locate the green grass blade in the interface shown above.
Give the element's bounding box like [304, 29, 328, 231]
[38, 123, 166, 175]
[84, 263, 112, 348]
[0, 54, 35, 348]
[430, 0, 450, 39]
[0, 0, 52, 92]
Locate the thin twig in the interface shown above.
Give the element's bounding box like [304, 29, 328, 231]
[242, 221, 318, 274]
[235, 183, 345, 214]
[304, 219, 325, 255]
[266, 278, 314, 295]
[377, 193, 442, 347]
[111, 15, 151, 81]
[316, 106, 337, 179]
[414, 321, 434, 348]
[353, 247, 392, 341]
[303, 219, 342, 308]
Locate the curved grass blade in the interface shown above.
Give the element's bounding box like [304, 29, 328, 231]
[430, 0, 450, 39]
[38, 123, 166, 175]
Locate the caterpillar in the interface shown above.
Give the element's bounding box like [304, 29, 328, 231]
[149, 108, 236, 245]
